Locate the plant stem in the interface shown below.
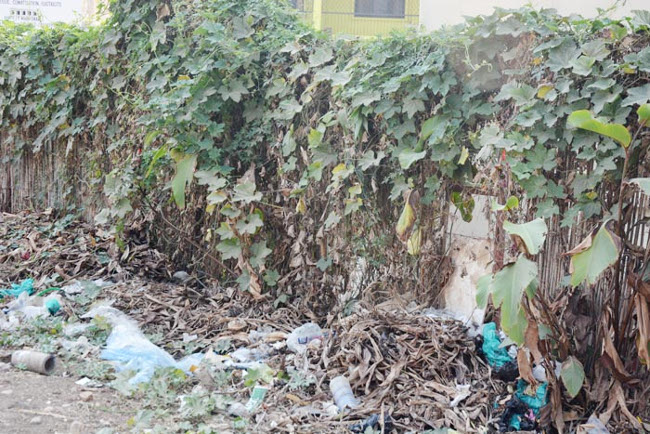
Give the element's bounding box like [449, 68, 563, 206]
[613, 120, 645, 345]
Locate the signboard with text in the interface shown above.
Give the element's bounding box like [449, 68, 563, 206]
[0, 0, 87, 25]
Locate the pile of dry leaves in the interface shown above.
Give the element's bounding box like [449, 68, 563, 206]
[0, 210, 170, 287]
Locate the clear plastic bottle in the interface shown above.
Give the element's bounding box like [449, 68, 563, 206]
[329, 375, 360, 410]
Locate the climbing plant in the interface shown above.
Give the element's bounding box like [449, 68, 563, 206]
[2, 2, 650, 429]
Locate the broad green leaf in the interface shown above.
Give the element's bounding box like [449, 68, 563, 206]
[316, 257, 332, 271]
[536, 85, 554, 99]
[503, 218, 548, 255]
[622, 84, 650, 107]
[495, 82, 536, 106]
[220, 204, 241, 218]
[264, 270, 280, 287]
[232, 16, 254, 39]
[489, 255, 538, 345]
[546, 39, 581, 72]
[171, 154, 197, 209]
[250, 242, 271, 268]
[232, 182, 262, 204]
[569, 225, 621, 287]
[195, 171, 227, 189]
[418, 115, 448, 147]
[308, 47, 333, 67]
[344, 198, 362, 215]
[451, 192, 474, 223]
[235, 212, 263, 235]
[144, 130, 162, 147]
[216, 222, 235, 240]
[398, 148, 426, 170]
[358, 150, 385, 171]
[560, 356, 585, 398]
[630, 178, 650, 195]
[632, 9, 650, 28]
[324, 211, 341, 229]
[219, 80, 249, 103]
[492, 196, 519, 212]
[216, 238, 241, 260]
[637, 104, 650, 124]
[308, 128, 324, 148]
[476, 274, 493, 309]
[145, 144, 169, 178]
[567, 110, 631, 148]
[570, 55, 596, 76]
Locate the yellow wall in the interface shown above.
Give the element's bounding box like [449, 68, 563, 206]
[296, 0, 420, 37]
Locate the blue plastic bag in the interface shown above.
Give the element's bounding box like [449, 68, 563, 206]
[482, 322, 513, 368]
[0, 278, 34, 299]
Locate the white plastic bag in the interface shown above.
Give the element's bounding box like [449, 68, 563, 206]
[82, 306, 203, 384]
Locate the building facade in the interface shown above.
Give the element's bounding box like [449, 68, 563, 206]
[294, 0, 420, 37]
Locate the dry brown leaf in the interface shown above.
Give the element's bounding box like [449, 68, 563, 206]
[517, 348, 537, 386]
[612, 381, 643, 430]
[524, 321, 544, 363]
[227, 319, 247, 330]
[600, 316, 635, 383]
[634, 294, 650, 366]
[551, 380, 565, 434]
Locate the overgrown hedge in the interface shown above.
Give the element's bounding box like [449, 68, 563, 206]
[1, 0, 649, 307]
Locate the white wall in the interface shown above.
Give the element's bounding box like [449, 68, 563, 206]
[420, 0, 649, 30]
[0, 0, 95, 25]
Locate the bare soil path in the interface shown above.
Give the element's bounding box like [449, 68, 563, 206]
[0, 366, 135, 434]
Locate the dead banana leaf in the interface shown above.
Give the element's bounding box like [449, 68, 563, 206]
[634, 293, 650, 366]
[600, 315, 636, 384]
[396, 190, 420, 242]
[517, 348, 537, 386]
[524, 321, 544, 363]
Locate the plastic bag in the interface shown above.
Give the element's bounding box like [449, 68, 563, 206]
[482, 322, 513, 368]
[287, 323, 323, 354]
[82, 306, 204, 384]
[0, 278, 34, 299]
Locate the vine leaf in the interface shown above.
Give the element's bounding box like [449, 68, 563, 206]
[622, 84, 650, 107]
[637, 104, 650, 124]
[232, 182, 262, 204]
[567, 110, 631, 148]
[630, 178, 650, 195]
[476, 255, 538, 344]
[250, 241, 272, 269]
[398, 147, 426, 169]
[171, 154, 197, 209]
[216, 238, 242, 260]
[565, 224, 621, 287]
[560, 356, 585, 398]
[503, 218, 548, 255]
[492, 195, 519, 212]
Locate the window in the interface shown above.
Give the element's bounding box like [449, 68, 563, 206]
[290, 0, 305, 11]
[354, 0, 405, 18]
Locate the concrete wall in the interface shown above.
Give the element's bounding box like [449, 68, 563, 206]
[419, 0, 649, 30]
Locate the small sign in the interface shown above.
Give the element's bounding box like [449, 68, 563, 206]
[0, 0, 87, 25]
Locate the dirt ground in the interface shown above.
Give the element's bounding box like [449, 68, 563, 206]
[0, 364, 135, 434]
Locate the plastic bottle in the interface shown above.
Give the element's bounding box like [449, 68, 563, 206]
[329, 375, 360, 410]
